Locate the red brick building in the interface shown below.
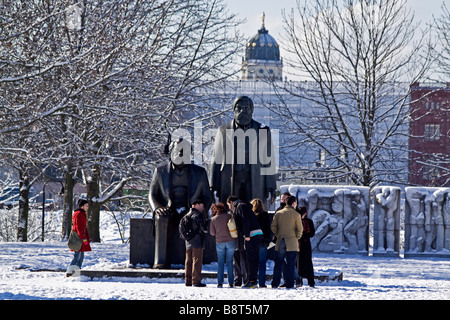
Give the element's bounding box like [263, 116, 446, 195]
[409, 82, 450, 186]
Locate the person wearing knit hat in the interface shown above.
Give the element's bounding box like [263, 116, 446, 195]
[66, 198, 91, 277]
[77, 199, 88, 209]
[183, 200, 208, 287]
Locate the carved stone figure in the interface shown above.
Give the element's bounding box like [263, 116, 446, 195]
[347, 191, 368, 252]
[309, 209, 332, 251]
[283, 185, 369, 254]
[318, 215, 343, 252]
[426, 190, 445, 252]
[149, 137, 211, 268]
[332, 189, 352, 250]
[443, 193, 450, 251]
[424, 193, 434, 252]
[405, 187, 450, 257]
[405, 188, 426, 253]
[210, 96, 276, 210]
[373, 187, 401, 255]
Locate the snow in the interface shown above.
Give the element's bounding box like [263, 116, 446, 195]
[1, 211, 449, 301]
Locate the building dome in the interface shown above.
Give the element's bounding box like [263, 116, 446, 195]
[245, 26, 280, 62]
[241, 13, 283, 81]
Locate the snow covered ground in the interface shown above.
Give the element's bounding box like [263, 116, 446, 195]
[1, 211, 449, 301]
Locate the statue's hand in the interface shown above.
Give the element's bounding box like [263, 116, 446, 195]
[213, 190, 220, 203]
[155, 207, 171, 216]
[266, 189, 275, 204]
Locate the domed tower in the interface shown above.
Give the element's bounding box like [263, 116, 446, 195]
[241, 13, 283, 81]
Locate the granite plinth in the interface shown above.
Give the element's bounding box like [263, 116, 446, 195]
[79, 268, 343, 282]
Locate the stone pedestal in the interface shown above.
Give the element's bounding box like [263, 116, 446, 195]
[80, 268, 343, 283]
[129, 218, 217, 267]
[130, 218, 155, 267]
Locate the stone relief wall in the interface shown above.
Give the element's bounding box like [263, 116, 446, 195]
[404, 187, 450, 257]
[280, 185, 370, 254]
[280, 185, 450, 258]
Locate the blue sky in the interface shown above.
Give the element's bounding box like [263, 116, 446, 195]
[225, 0, 445, 40]
[224, 0, 444, 80]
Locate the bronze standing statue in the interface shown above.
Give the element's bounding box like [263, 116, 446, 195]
[210, 96, 277, 209]
[149, 137, 211, 268]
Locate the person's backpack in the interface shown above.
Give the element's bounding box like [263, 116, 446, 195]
[179, 211, 197, 241]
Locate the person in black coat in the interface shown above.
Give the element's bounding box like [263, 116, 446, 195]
[227, 195, 262, 288]
[297, 206, 316, 287]
[251, 198, 271, 287]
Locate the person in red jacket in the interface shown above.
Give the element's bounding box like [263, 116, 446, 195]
[66, 199, 91, 277]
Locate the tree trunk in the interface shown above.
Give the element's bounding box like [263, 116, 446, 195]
[61, 169, 75, 240]
[86, 165, 101, 242]
[17, 171, 29, 242]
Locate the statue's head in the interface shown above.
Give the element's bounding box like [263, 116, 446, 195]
[351, 190, 362, 202]
[407, 189, 426, 201]
[332, 189, 344, 213]
[168, 137, 191, 166]
[433, 190, 445, 204]
[233, 96, 254, 127]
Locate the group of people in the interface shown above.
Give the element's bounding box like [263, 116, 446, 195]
[65, 193, 316, 289]
[182, 192, 316, 289]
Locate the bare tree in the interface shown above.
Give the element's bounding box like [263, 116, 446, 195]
[407, 2, 450, 186]
[430, 2, 450, 82]
[273, 0, 434, 187]
[1, 0, 243, 241]
[431, 2, 450, 183]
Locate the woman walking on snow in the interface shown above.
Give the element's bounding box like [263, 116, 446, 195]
[66, 199, 91, 277]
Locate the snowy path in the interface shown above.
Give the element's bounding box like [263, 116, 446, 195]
[1, 241, 449, 300]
